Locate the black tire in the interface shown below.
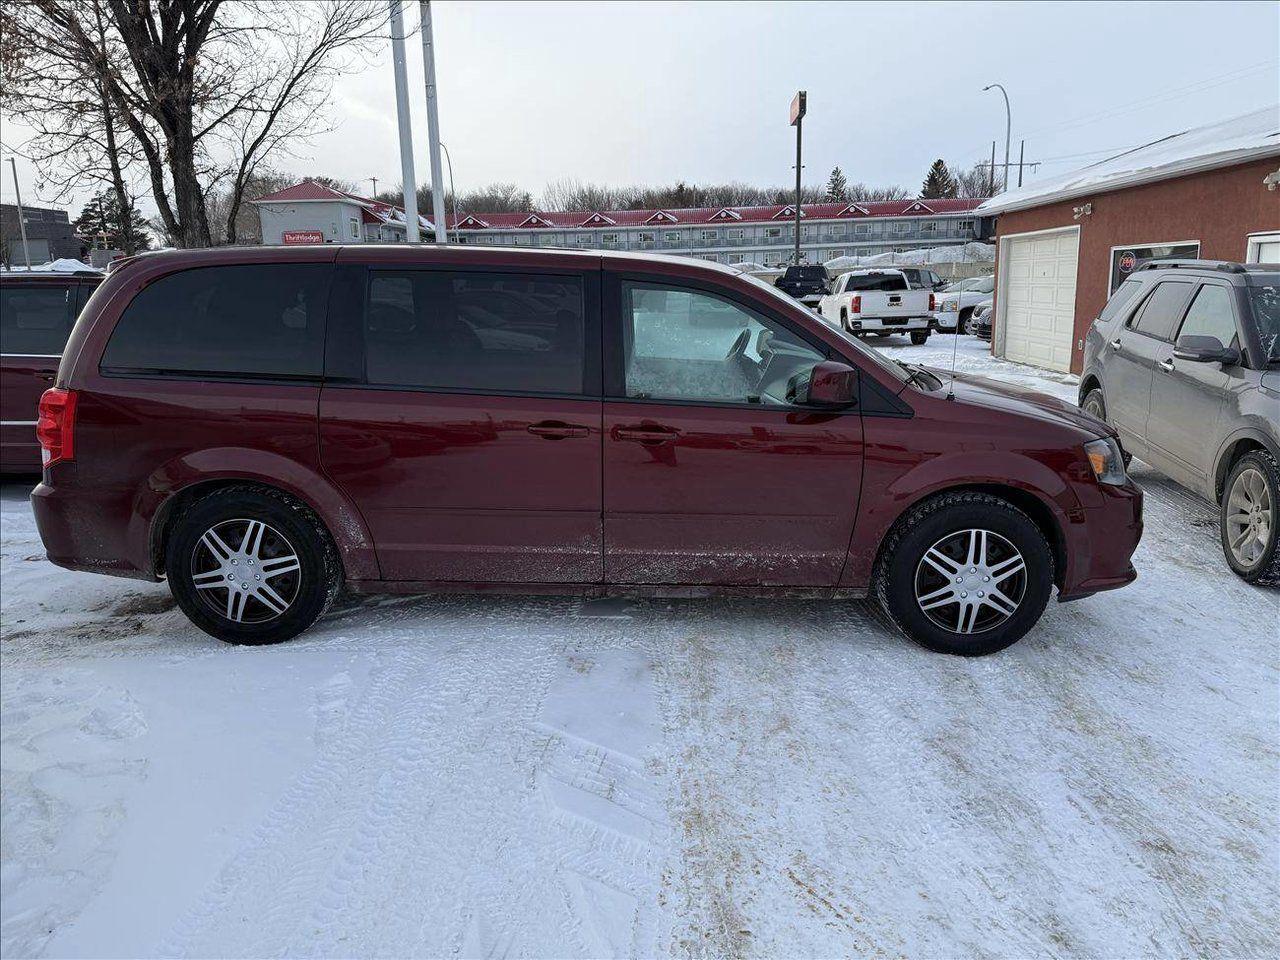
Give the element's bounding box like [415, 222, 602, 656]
[910, 330, 930, 345]
[957, 307, 973, 332]
[874, 492, 1055, 656]
[165, 485, 341, 644]
[1220, 449, 1280, 586]
[1080, 386, 1107, 423]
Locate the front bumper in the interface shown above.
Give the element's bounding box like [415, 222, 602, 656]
[1058, 479, 1143, 600]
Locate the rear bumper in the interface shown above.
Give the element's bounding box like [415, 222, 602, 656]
[1058, 480, 1143, 600]
[847, 317, 931, 332]
[30, 476, 157, 581]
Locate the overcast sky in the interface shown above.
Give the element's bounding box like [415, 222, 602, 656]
[2, 0, 1277, 217]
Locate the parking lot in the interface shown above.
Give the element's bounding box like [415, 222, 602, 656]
[1, 336, 1276, 959]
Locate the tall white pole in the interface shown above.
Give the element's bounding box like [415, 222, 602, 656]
[8, 158, 33, 269]
[389, 1, 420, 242]
[419, 0, 448, 245]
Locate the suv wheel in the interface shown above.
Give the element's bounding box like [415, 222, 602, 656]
[1220, 450, 1280, 585]
[910, 330, 930, 346]
[165, 486, 340, 644]
[1080, 387, 1107, 423]
[875, 492, 1054, 655]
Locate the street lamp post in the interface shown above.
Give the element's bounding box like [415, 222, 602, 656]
[419, 0, 448, 245]
[439, 140, 458, 243]
[7, 158, 32, 269]
[983, 83, 1011, 192]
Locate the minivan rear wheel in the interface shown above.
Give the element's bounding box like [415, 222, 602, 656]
[875, 492, 1054, 655]
[1220, 450, 1280, 586]
[165, 486, 340, 644]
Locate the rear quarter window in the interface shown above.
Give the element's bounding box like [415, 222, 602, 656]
[1096, 278, 1143, 327]
[101, 264, 330, 378]
[1, 283, 74, 355]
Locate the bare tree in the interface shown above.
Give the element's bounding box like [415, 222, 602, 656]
[4, 1, 389, 247]
[951, 162, 992, 199]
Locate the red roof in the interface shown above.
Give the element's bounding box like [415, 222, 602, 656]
[252, 181, 985, 231]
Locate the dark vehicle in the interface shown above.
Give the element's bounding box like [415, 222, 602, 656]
[33, 246, 1141, 655]
[969, 301, 993, 340]
[1, 270, 101, 474]
[1080, 260, 1279, 583]
[895, 267, 948, 291]
[774, 264, 830, 305]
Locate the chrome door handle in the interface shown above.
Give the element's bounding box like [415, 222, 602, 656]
[1158, 358, 1175, 373]
[1110, 338, 1123, 351]
[613, 425, 680, 444]
[527, 421, 589, 440]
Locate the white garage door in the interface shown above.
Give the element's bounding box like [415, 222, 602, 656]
[1000, 228, 1079, 372]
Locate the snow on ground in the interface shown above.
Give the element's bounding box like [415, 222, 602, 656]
[2, 337, 1278, 959]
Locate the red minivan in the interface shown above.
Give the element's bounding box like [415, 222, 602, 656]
[1, 271, 101, 474]
[31, 247, 1142, 655]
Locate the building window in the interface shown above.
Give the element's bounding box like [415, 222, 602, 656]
[349, 217, 360, 239]
[699, 253, 719, 262]
[700, 229, 719, 243]
[921, 221, 939, 235]
[895, 221, 913, 235]
[764, 226, 782, 240]
[601, 233, 620, 245]
[638, 231, 656, 244]
[664, 231, 681, 243]
[576, 234, 592, 246]
[854, 223, 870, 236]
[830, 249, 844, 259]
[729, 253, 745, 263]
[957, 219, 974, 232]
[727, 228, 745, 240]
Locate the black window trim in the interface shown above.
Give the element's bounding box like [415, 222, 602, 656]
[324, 262, 603, 400]
[1125, 278, 1195, 343]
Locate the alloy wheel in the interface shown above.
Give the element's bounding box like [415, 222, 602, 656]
[1225, 467, 1273, 568]
[914, 528, 1027, 634]
[190, 518, 302, 623]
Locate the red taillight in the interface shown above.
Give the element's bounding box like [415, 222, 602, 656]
[851, 295, 862, 313]
[929, 293, 937, 311]
[36, 388, 77, 467]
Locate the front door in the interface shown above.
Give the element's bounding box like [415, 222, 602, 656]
[602, 277, 863, 586]
[319, 264, 603, 583]
[1147, 281, 1238, 489]
[1105, 279, 1194, 456]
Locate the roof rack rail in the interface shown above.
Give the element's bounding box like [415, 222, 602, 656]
[1136, 259, 1246, 274]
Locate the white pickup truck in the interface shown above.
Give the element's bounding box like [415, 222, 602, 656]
[817, 269, 934, 344]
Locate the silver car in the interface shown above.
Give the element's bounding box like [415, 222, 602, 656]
[1079, 259, 1280, 584]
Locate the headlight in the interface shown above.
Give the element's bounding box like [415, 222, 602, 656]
[1084, 437, 1127, 485]
[941, 299, 958, 311]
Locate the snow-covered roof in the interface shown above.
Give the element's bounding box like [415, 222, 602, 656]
[979, 106, 1280, 216]
[251, 180, 435, 232]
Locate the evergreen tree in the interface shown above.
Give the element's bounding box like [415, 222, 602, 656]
[73, 190, 151, 252]
[920, 159, 958, 199]
[824, 166, 850, 202]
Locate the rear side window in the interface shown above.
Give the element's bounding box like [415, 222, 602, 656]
[1177, 285, 1238, 345]
[1097, 279, 1143, 326]
[843, 273, 908, 292]
[102, 265, 329, 377]
[1130, 280, 1192, 341]
[363, 271, 584, 394]
[1, 284, 73, 355]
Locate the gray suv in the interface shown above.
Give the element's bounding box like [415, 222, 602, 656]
[1079, 260, 1279, 585]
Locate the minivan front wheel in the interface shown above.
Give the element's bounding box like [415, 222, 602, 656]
[875, 492, 1054, 655]
[165, 486, 339, 644]
[1221, 450, 1280, 585]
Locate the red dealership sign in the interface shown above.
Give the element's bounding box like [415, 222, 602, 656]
[282, 230, 324, 245]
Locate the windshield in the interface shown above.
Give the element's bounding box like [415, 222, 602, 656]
[945, 278, 978, 292]
[1247, 279, 1280, 362]
[736, 271, 910, 384]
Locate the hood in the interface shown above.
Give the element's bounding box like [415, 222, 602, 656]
[922, 367, 1113, 437]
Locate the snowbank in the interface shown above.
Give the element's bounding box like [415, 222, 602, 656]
[825, 242, 994, 271]
[2, 257, 101, 273]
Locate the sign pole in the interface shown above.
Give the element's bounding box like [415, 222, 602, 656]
[790, 90, 806, 266]
[388, 1, 420, 242]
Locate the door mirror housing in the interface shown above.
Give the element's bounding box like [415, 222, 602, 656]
[1173, 334, 1239, 366]
[789, 360, 858, 408]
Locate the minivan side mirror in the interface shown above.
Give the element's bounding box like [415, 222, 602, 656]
[789, 360, 858, 408]
[1173, 334, 1239, 366]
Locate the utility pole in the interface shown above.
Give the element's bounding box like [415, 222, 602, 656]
[419, 0, 448, 245]
[7, 158, 32, 269]
[388, 0, 420, 242]
[369, 176, 379, 198]
[988, 141, 996, 197]
[983, 83, 1011, 192]
[790, 90, 806, 266]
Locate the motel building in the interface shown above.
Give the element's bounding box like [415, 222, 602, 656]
[251, 180, 990, 266]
